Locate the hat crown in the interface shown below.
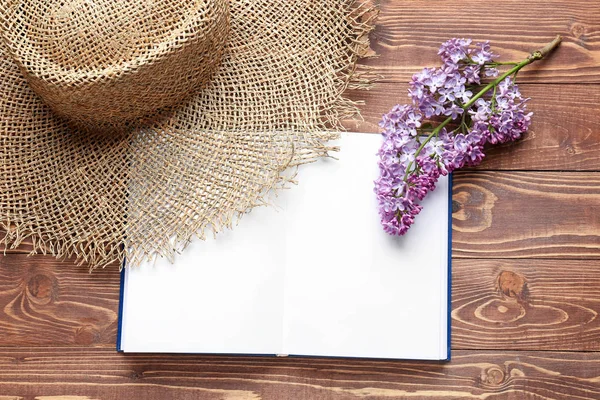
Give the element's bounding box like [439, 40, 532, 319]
[2, 0, 229, 130]
[29, 0, 205, 71]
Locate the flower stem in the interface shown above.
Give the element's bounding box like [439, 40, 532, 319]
[488, 61, 520, 66]
[403, 35, 561, 180]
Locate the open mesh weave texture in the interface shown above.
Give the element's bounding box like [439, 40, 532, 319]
[1, 0, 230, 130]
[0, 0, 377, 269]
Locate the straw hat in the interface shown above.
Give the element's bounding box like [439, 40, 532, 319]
[0, 0, 377, 269]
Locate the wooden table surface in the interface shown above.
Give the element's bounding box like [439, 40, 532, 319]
[2, 0, 600, 399]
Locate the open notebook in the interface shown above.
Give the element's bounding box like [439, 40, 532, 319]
[118, 132, 452, 360]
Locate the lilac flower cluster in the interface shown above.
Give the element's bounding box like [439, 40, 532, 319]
[375, 39, 533, 235]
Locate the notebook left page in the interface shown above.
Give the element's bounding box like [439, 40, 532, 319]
[119, 202, 289, 354]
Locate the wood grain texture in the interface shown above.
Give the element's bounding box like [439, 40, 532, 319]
[452, 171, 600, 258]
[362, 0, 600, 83]
[0, 348, 598, 399]
[1, 256, 600, 352]
[3, 171, 600, 349]
[453, 259, 600, 351]
[1, 1, 600, 398]
[0, 255, 120, 346]
[346, 84, 600, 171]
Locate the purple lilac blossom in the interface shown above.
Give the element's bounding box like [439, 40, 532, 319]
[375, 39, 532, 235]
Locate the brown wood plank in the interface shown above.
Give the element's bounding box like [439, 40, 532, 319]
[1, 171, 600, 349]
[363, 0, 600, 83]
[0, 348, 598, 399]
[0, 1, 598, 399]
[452, 171, 600, 258]
[0, 255, 120, 346]
[1, 257, 600, 352]
[345, 83, 600, 171]
[453, 259, 600, 351]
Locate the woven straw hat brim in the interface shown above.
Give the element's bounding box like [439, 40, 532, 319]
[0, 0, 377, 269]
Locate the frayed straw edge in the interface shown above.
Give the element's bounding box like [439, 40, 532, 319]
[123, 0, 379, 269]
[123, 130, 340, 269]
[1, 218, 124, 272]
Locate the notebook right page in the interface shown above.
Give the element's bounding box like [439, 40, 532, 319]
[281, 132, 450, 360]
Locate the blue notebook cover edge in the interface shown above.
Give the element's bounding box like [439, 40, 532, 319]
[446, 173, 453, 361]
[116, 262, 126, 352]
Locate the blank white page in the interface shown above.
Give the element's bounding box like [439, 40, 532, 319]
[281, 133, 449, 360]
[119, 203, 288, 354]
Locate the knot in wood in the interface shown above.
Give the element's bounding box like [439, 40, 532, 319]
[570, 22, 587, 39]
[130, 369, 145, 380]
[74, 325, 100, 345]
[452, 200, 461, 214]
[480, 366, 505, 386]
[452, 184, 497, 233]
[497, 270, 529, 304]
[26, 273, 58, 304]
